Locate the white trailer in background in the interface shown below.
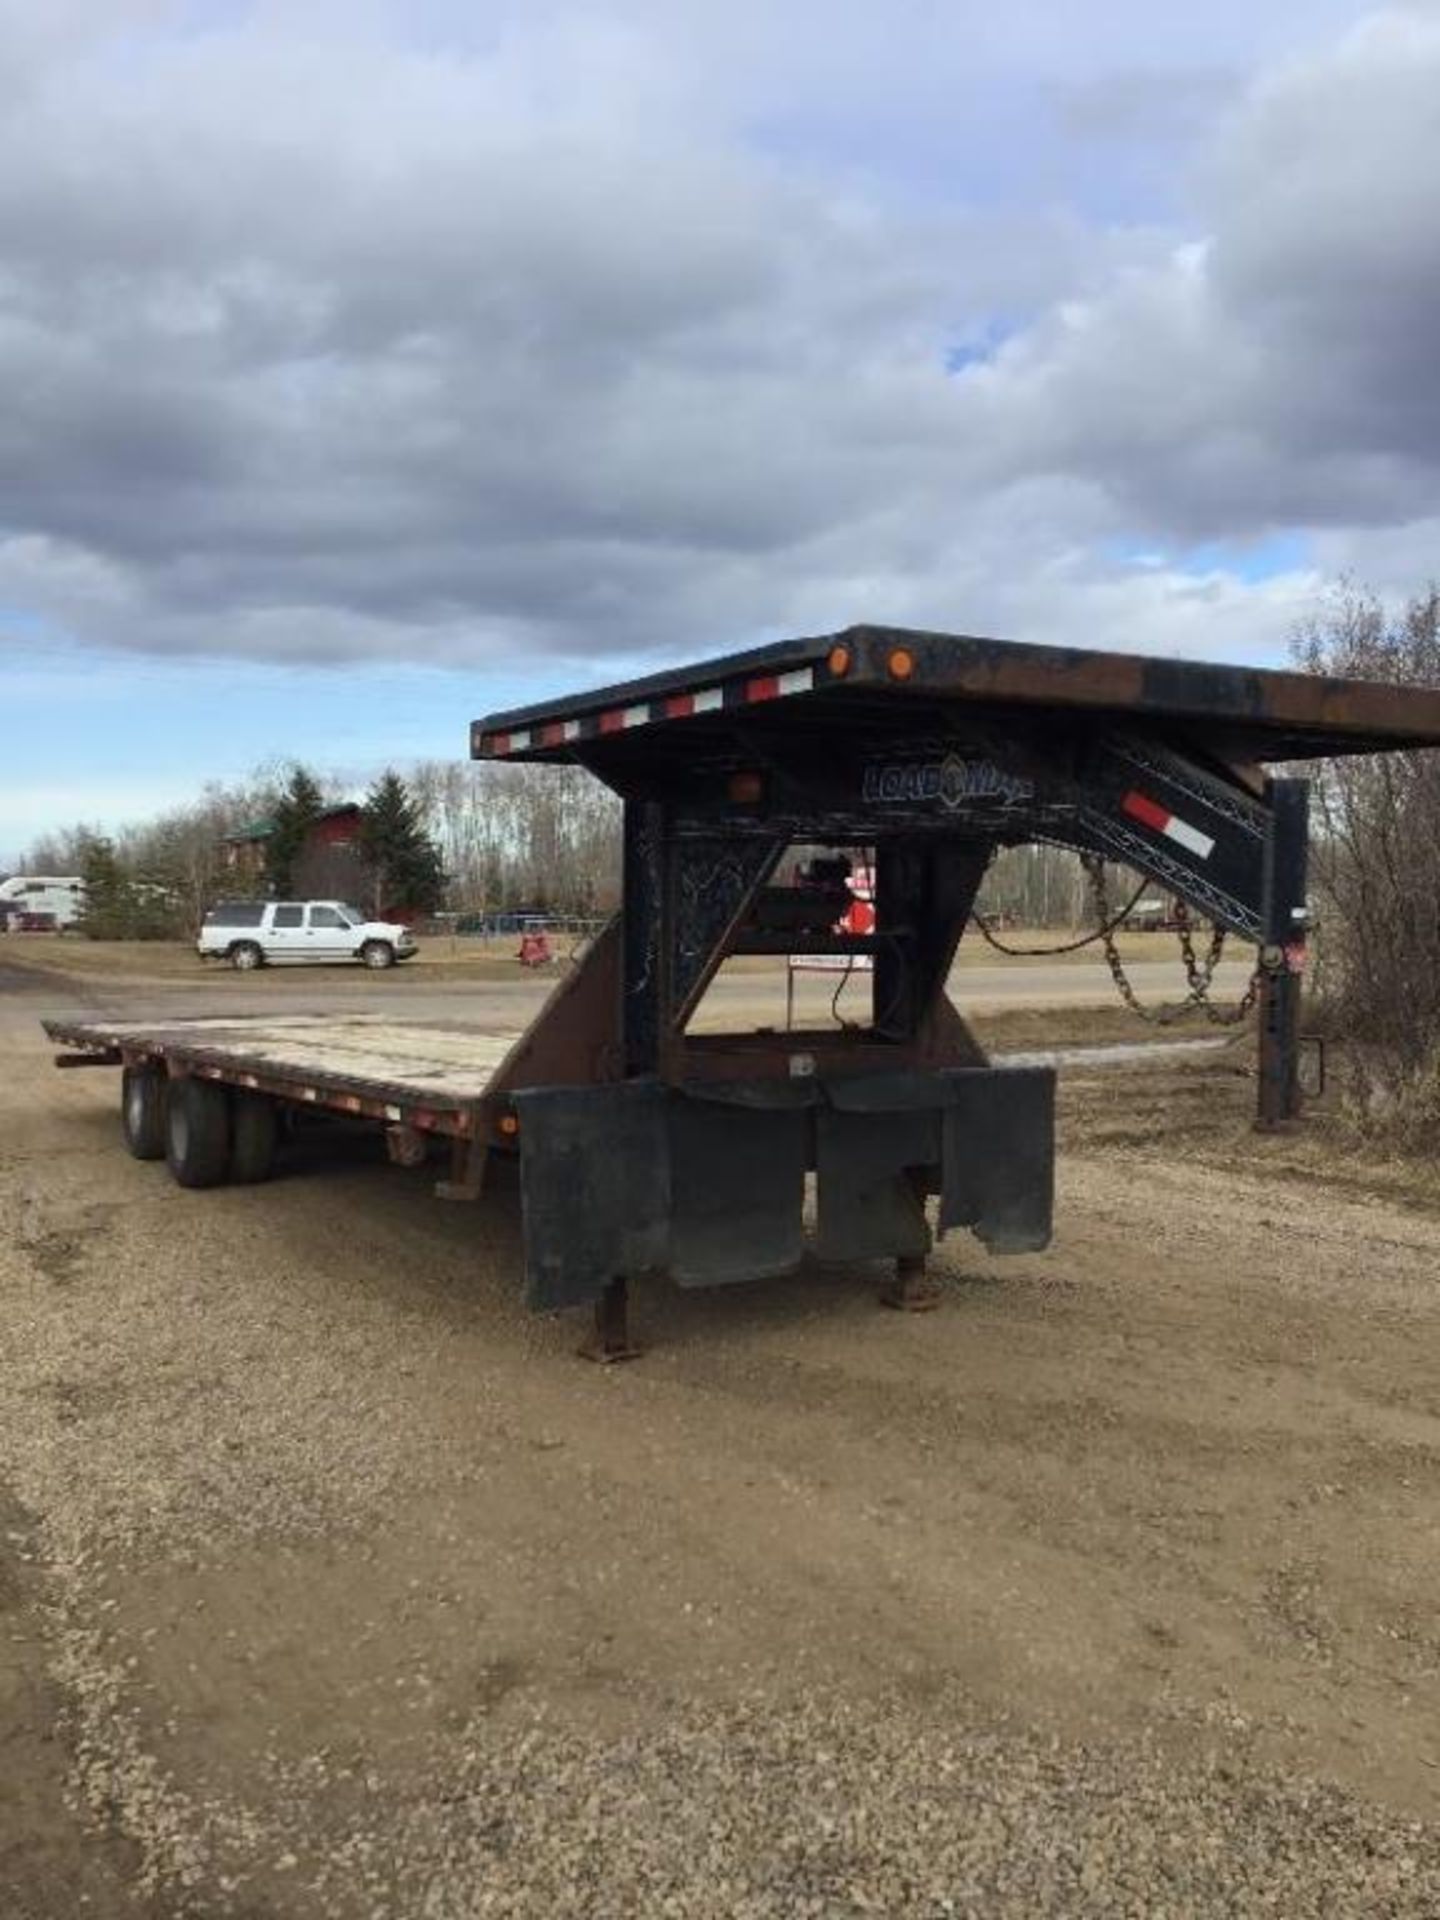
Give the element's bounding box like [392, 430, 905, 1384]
[0, 875, 84, 928]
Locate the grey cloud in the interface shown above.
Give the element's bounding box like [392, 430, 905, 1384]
[1054, 65, 1241, 144]
[952, 8, 1440, 543]
[0, 2, 1418, 677]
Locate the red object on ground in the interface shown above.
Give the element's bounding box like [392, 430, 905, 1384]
[518, 931, 552, 968]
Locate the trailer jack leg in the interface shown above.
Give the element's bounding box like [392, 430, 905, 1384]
[579, 1278, 642, 1364]
[435, 1136, 488, 1202]
[882, 1254, 942, 1313]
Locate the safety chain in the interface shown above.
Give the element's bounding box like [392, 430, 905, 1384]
[972, 870, 1151, 959]
[1084, 854, 1261, 1026]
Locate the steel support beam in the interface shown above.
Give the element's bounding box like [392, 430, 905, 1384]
[1255, 776, 1310, 1131]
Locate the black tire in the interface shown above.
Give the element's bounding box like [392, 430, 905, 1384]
[164, 1078, 232, 1189]
[229, 941, 264, 972]
[360, 940, 395, 971]
[121, 1065, 166, 1160]
[229, 1092, 278, 1184]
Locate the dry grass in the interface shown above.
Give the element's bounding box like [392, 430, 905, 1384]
[0, 923, 1220, 986]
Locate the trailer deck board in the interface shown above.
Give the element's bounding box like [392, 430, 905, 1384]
[472, 623, 1440, 766]
[43, 1014, 520, 1106]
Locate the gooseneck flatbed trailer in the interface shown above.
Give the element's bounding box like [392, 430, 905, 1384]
[45, 626, 1440, 1355]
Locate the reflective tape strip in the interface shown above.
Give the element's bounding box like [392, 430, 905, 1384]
[1121, 789, 1215, 861]
[1164, 815, 1215, 859]
[667, 686, 723, 719]
[487, 663, 811, 751]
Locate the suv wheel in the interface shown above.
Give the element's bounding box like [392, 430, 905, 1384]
[360, 940, 395, 970]
[229, 940, 264, 971]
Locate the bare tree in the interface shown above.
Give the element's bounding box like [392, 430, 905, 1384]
[1293, 583, 1440, 1129]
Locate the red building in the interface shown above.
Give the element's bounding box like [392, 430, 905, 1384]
[221, 804, 365, 894]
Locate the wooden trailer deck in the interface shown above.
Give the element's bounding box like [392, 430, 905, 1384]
[43, 1013, 520, 1135]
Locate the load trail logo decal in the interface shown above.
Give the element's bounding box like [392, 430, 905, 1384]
[862, 754, 1033, 809]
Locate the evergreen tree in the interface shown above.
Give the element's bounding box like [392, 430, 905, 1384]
[76, 833, 137, 940]
[263, 764, 325, 898]
[359, 770, 446, 916]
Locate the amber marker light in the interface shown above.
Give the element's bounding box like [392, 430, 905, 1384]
[826, 643, 852, 678]
[887, 646, 916, 681]
[728, 770, 765, 804]
[497, 1112, 520, 1138]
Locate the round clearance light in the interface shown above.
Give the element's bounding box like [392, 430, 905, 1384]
[497, 1112, 520, 1138]
[728, 770, 765, 804]
[887, 646, 916, 681]
[826, 643, 852, 678]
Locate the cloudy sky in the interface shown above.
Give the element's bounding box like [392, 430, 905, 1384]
[2, 0, 1438, 857]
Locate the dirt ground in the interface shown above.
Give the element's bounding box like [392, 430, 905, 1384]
[2, 956, 1437, 1916]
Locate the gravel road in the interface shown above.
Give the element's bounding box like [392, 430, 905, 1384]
[1, 964, 1437, 1916]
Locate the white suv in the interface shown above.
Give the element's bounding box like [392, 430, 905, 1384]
[198, 900, 418, 971]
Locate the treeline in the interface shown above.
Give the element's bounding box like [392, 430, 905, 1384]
[22, 760, 623, 938]
[1293, 584, 1440, 1142]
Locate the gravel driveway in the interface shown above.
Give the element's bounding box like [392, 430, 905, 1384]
[1, 969, 1437, 1916]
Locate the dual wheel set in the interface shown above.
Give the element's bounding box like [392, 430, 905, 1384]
[121, 1065, 279, 1189]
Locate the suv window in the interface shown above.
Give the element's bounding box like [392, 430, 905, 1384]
[205, 902, 265, 928]
[271, 905, 304, 929]
[307, 906, 346, 929]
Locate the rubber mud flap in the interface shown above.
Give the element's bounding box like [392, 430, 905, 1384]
[669, 1098, 807, 1286]
[939, 1066, 1055, 1252]
[814, 1107, 939, 1263]
[823, 1073, 952, 1114]
[514, 1082, 669, 1310]
[678, 1078, 818, 1110]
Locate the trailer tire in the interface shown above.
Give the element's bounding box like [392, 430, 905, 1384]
[164, 1078, 232, 1189]
[360, 940, 395, 971]
[228, 941, 264, 972]
[229, 1092, 278, 1184]
[121, 1065, 166, 1160]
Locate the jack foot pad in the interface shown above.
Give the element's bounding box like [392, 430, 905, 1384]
[578, 1281, 642, 1362]
[881, 1257, 943, 1313]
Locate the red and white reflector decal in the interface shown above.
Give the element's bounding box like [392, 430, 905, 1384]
[483, 660, 813, 753]
[744, 665, 814, 704]
[1121, 789, 1215, 860]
